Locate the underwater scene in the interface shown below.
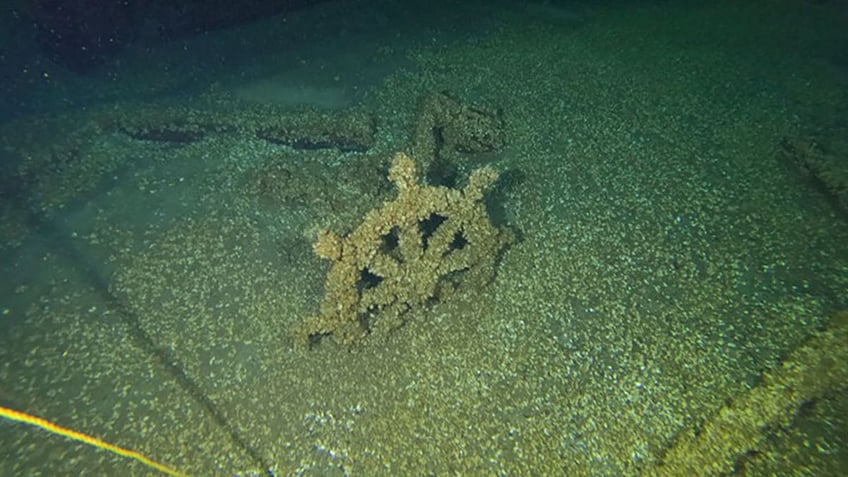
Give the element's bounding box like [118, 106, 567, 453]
[1, 0, 847, 475]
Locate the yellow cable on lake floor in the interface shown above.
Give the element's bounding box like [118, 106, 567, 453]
[0, 405, 190, 477]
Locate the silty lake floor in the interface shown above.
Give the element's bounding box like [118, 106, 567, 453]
[1, 0, 847, 475]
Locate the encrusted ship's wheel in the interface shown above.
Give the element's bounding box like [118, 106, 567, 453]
[299, 151, 513, 346]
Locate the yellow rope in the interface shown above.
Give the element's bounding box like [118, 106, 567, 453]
[0, 404, 190, 477]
